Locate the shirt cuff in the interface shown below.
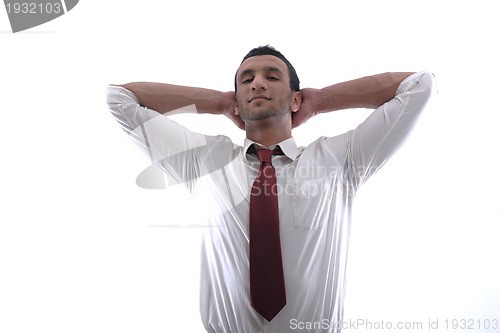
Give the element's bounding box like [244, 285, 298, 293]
[396, 71, 433, 95]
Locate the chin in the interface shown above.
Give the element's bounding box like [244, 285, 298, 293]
[242, 107, 282, 120]
[247, 111, 278, 121]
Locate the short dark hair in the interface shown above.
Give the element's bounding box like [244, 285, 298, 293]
[234, 45, 300, 92]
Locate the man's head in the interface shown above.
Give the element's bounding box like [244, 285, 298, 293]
[234, 45, 300, 93]
[234, 46, 302, 125]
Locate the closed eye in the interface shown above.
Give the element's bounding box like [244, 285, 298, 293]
[241, 76, 279, 84]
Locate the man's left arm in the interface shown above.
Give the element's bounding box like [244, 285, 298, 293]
[293, 72, 415, 128]
[295, 71, 435, 188]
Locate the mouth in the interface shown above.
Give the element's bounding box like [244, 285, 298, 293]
[249, 95, 271, 102]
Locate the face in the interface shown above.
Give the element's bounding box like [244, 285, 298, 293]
[235, 55, 301, 122]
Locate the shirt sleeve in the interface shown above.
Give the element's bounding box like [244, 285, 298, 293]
[106, 85, 220, 192]
[345, 71, 435, 190]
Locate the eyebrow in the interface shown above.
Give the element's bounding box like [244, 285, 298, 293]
[238, 66, 284, 79]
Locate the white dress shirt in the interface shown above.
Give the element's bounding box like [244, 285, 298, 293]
[106, 72, 434, 333]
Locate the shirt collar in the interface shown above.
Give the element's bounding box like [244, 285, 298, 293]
[243, 137, 299, 162]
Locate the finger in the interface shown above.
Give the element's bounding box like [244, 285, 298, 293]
[232, 115, 245, 130]
[235, 120, 245, 130]
[291, 112, 305, 129]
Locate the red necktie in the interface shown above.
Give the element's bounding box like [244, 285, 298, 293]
[249, 147, 286, 321]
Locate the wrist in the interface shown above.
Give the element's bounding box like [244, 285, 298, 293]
[219, 91, 236, 116]
[315, 88, 330, 114]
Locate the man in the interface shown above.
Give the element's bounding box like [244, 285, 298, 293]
[106, 45, 434, 333]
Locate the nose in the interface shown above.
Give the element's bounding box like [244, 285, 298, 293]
[251, 74, 267, 91]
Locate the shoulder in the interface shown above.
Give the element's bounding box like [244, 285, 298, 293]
[297, 133, 352, 165]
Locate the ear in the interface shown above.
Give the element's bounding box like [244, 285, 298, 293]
[234, 105, 239, 115]
[290, 91, 302, 113]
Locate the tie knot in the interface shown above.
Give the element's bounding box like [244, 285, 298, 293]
[255, 147, 282, 164]
[256, 149, 273, 164]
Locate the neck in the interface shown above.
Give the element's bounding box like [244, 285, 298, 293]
[245, 117, 292, 148]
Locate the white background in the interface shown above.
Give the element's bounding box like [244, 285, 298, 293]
[1, 1, 499, 332]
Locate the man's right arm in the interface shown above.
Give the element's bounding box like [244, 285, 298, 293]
[106, 83, 243, 191]
[119, 82, 245, 129]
